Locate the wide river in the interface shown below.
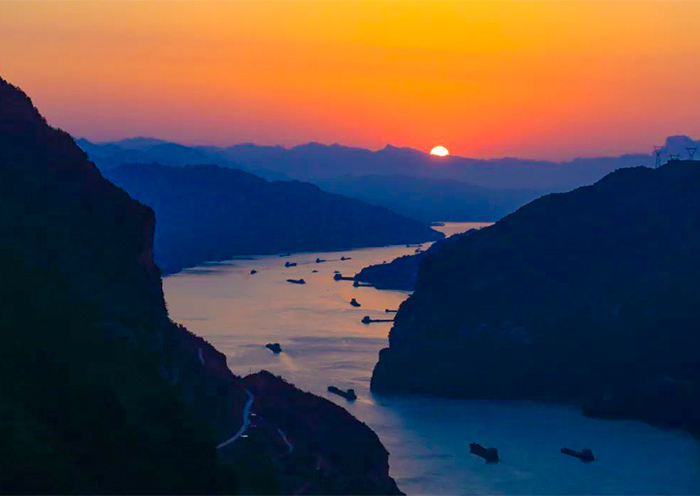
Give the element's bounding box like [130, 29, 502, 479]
[164, 222, 700, 495]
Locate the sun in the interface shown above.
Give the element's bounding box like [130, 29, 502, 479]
[430, 145, 449, 157]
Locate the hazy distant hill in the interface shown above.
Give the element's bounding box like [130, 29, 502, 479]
[315, 175, 544, 222]
[78, 138, 682, 222]
[104, 163, 443, 273]
[371, 160, 700, 435]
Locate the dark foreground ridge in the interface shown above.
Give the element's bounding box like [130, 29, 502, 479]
[372, 160, 700, 435]
[0, 76, 400, 494]
[104, 162, 443, 273]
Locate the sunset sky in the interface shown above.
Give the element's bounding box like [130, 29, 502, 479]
[2, 0, 700, 159]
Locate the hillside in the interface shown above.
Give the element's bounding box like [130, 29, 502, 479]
[80, 138, 661, 223]
[371, 161, 700, 435]
[104, 163, 443, 273]
[0, 76, 400, 494]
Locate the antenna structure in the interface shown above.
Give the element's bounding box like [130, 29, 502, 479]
[687, 147, 698, 160]
[653, 146, 665, 168]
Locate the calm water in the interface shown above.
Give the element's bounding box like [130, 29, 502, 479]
[164, 222, 700, 495]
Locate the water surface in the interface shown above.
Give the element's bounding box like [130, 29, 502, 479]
[164, 222, 700, 495]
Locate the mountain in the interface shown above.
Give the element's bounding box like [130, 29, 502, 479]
[103, 163, 444, 274]
[315, 175, 544, 223]
[78, 138, 670, 223]
[354, 229, 481, 290]
[371, 160, 700, 435]
[0, 76, 400, 494]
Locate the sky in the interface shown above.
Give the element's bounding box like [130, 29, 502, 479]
[2, 0, 700, 160]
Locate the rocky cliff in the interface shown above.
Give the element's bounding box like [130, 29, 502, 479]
[0, 76, 399, 494]
[372, 161, 700, 435]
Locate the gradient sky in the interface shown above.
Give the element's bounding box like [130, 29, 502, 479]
[2, 0, 700, 159]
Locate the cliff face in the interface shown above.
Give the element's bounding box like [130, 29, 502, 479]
[371, 161, 700, 434]
[0, 76, 399, 494]
[104, 162, 444, 274]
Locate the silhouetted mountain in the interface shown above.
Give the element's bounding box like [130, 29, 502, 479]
[354, 229, 480, 290]
[316, 175, 544, 222]
[371, 160, 700, 435]
[79, 138, 669, 222]
[104, 163, 443, 273]
[0, 76, 400, 494]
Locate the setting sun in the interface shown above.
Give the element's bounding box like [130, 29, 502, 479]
[430, 146, 449, 157]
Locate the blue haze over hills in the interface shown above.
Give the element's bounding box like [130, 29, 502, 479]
[77, 136, 698, 222]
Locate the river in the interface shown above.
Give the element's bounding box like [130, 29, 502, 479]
[164, 222, 700, 495]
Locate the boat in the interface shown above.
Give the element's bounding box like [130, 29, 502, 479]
[350, 298, 361, 307]
[334, 273, 354, 281]
[279, 253, 291, 257]
[315, 258, 326, 264]
[385, 309, 398, 313]
[561, 448, 594, 462]
[327, 386, 357, 401]
[340, 256, 352, 261]
[312, 269, 318, 273]
[469, 443, 499, 463]
[286, 278, 306, 285]
[353, 280, 373, 287]
[250, 269, 257, 275]
[285, 261, 297, 267]
[361, 316, 394, 324]
[266, 343, 282, 354]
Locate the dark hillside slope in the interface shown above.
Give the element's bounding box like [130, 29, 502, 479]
[0, 76, 400, 494]
[372, 161, 700, 434]
[104, 163, 443, 273]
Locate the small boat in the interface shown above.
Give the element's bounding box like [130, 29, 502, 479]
[430, 222, 445, 227]
[312, 269, 318, 273]
[315, 258, 326, 264]
[328, 386, 357, 401]
[340, 256, 352, 261]
[287, 278, 306, 285]
[353, 280, 373, 287]
[385, 309, 398, 313]
[350, 298, 361, 307]
[279, 253, 291, 257]
[361, 316, 394, 324]
[334, 273, 354, 281]
[561, 448, 594, 462]
[266, 343, 282, 354]
[285, 261, 297, 267]
[250, 269, 258, 275]
[469, 443, 499, 463]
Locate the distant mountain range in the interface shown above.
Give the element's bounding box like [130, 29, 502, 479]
[78, 136, 698, 222]
[371, 159, 700, 436]
[104, 163, 443, 273]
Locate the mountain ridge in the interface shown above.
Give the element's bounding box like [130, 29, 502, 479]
[370, 160, 700, 436]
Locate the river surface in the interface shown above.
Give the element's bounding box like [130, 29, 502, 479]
[164, 222, 700, 495]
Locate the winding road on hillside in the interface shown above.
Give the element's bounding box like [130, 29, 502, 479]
[216, 389, 255, 449]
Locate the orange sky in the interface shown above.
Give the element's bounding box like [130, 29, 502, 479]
[2, 0, 700, 159]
